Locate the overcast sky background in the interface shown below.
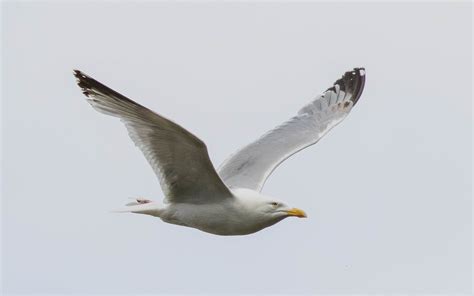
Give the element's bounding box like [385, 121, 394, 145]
[1, 2, 472, 295]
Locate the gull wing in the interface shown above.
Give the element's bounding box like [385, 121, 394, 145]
[74, 70, 232, 204]
[218, 68, 366, 192]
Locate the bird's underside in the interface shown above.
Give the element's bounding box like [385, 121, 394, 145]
[74, 67, 365, 235]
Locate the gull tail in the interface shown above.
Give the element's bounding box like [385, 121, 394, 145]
[111, 199, 163, 217]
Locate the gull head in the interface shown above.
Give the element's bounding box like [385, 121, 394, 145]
[230, 188, 307, 234]
[233, 188, 307, 219]
[259, 199, 307, 219]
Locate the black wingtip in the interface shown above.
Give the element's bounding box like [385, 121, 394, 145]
[73, 69, 93, 97]
[327, 67, 366, 106]
[351, 67, 366, 106]
[73, 69, 86, 79]
[72, 70, 145, 108]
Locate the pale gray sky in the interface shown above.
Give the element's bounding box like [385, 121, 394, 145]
[2, 1, 472, 294]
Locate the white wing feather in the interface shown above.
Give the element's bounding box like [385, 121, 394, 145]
[74, 70, 232, 204]
[218, 68, 366, 192]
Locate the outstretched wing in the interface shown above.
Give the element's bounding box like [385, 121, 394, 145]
[74, 70, 232, 204]
[218, 68, 366, 192]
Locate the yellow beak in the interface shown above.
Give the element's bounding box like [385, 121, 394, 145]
[286, 208, 307, 218]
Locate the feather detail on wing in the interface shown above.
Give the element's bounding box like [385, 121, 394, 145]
[218, 68, 366, 192]
[74, 70, 232, 204]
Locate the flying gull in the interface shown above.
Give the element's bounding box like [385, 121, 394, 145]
[74, 68, 365, 235]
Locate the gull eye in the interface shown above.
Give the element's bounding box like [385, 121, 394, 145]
[270, 202, 279, 207]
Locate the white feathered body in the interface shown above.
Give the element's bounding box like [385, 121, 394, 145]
[122, 188, 285, 235]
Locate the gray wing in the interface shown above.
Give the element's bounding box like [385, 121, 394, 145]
[74, 70, 232, 204]
[218, 68, 366, 192]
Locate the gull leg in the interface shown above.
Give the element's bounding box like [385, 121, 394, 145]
[136, 197, 152, 204]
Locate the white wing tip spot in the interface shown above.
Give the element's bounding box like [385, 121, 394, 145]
[359, 69, 366, 76]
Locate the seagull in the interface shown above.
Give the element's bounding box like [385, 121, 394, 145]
[74, 68, 365, 235]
